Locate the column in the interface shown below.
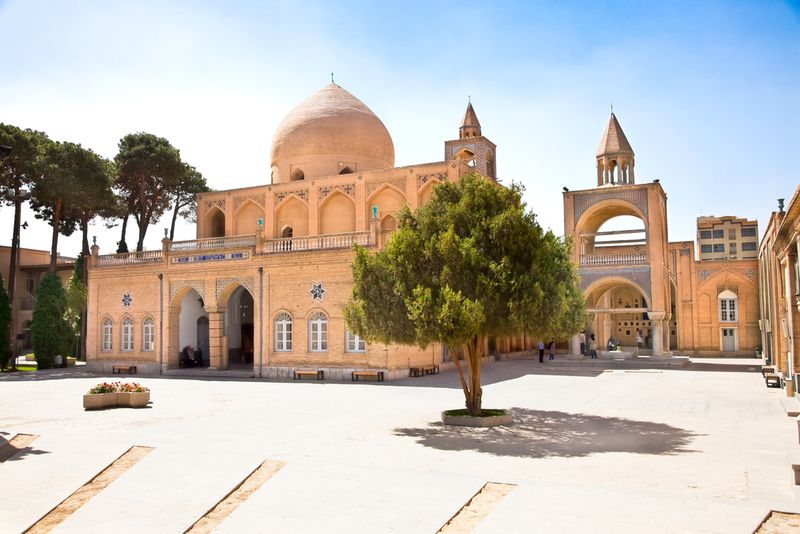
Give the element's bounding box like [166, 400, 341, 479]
[570, 334, 581, 357]
[649, 311, 666, 356]
[208, 310, 225, 369]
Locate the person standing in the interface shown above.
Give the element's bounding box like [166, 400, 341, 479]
[538, 340, 545, 363]
[636, 329, 643, 349]
[589, 334, 598, 359]
[548, 340, 556, 360]
[579, 330, 586, 355]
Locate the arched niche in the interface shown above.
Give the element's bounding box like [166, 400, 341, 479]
[207, 207, 226, 238]
[235, 201, 264, 236]
[367, 185, 406, 223]
[319, 191, 356, 234]
[575, 201, 647, 256]
[418, 181, 438, 206]
[274, 196, 308, 238]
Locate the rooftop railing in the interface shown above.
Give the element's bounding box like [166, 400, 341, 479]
[96, 250, 164, 267]
[579, 253, 648, 267]
[264, 231, 372, 254]
[169, 234, 256, 252]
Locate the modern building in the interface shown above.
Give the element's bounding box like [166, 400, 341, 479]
[758, 189, 800, 394]
[85, 84, 522, 377]
[563, 114, 760, 356]
[0, 246, 74, 356]
[697, 216, 759, 261]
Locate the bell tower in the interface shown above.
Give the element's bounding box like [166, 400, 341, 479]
[444, 102, 497, 180]
[596, 113, 635, 186]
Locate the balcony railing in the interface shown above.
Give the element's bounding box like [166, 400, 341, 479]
[97, 250, 164, 266]
[264, 231, 372, 254]
[21, 292, 36, 310]
[580, 253, 648, 267]
[170, 234, 256, 252]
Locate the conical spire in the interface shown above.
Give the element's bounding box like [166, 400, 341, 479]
[459, 102, 482, 139]
[596, 112, 634, 157]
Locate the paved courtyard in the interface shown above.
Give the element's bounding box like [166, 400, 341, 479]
[1, 357, 798, 533]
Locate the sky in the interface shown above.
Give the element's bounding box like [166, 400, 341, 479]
[0, 0, 798, 257]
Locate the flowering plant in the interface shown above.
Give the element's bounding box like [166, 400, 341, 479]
[87, 381, 149, 394]
[88, 382, 117, 394]
[117, 382, 148, 393]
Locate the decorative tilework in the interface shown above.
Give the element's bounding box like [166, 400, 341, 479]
[234, 194, 266, 211]
[169, 280, 206, 302]
[417, 172, 448, 189]
[216, 276, 254, 300]
[318, 183, 355, 201]
[274, 189, 308, 206]
[366, 177, 406, 196]
[573, 188, 648, 224]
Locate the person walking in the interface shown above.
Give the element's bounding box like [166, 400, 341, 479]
[537, 340, 545, 363]
[589, 334, 598, 359]
[579, 330, 586, 355]
[548, 340, 556, 360]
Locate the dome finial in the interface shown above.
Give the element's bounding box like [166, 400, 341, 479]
[331, 72, 334, 84]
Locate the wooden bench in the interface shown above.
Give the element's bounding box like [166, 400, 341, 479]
[293, 370, 324, 381]
[409, 365, 440, 377]
[761, 365, 776, 377]
[765, 373, 782, 388]
[112, 365, 137, 375]
[352, 370, 384, 382]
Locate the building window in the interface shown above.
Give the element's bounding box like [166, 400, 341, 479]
[121, 318, 134, 351]
[712, 229, 724, 238]
[274, 312, 292, 351]
[713, 244, 724, 253]
[699, 230, 712, 239]
[729, 243, 737, 255]
[102, 319, 113, 351]
[700, 244, 712, 253]
[741, 227, 756, 237]
[345, 330, 366, 353]
[142, 318, 154, 351]
[308, 311, 328, 352]
[719, 290, 737, 322]
[741, 242, 757, 251]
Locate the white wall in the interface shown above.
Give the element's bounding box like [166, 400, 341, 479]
[179, 290, 207, 350]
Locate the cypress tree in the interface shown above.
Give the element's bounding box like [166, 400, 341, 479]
[31, 274, 72, 369]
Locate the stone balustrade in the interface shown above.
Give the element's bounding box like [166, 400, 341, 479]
[580, 253, 648, 267]
[263, 231, 372, 254]
[169, 234, 257, 252]
[96, 250, 164, 266]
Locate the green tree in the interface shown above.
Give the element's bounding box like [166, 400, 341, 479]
[31, 141, 105, 274]
[0, 275, 11, 370]
[114, 133, 183, 251]
[31, 274, 72, 369]
[345, 173, 586, 416]
[0, 124, 48, 303]
[71, 157, 115, 256]
[168, 163, 210, 241]
[65, 254, 88, 359]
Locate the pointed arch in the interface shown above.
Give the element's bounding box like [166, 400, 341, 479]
[366, 184, 406, 222]
[319, 190, 356, 234]
[418, 180, 440, 206]
[206, 206, 226, 238]
[274, 195, 309, 238]
[234, 199, 265, 236]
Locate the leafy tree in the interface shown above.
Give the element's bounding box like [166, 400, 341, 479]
[31, 274, 72, 369]
[114, 133, 183, 251]
[0, 124, 48, 303]
[31, 141, 105, 273]
[168, 163, 210, 241]
[345, 173, 586, 416]
[71, 157, 115, 256]
[65, 254, 87, 359]
[0, 275, 11, 370]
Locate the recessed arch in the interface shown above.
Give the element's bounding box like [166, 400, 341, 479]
[366, 184, 406, 222]
[418, 180, 439, 206]
[583, 276, 651, 310]
[234, 199, 265, 236]
[274, 195, 308, 238]
[574, 199, 647, 237]
[319, 190, 356, 234]
[339, 166, 353, 174]
[291, 169, 305, 181]
[207, 206, 226, 238]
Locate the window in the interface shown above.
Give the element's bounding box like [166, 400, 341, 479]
[700, 244, 712, 253]
[142, 318, 154, 351]
[102, 319, 113, 351]
[741, 227, 756, 237]
[291, 169, 304, 181]
[741, 242, 757, 251]
[274, 312, 292, 351]
[345, 330, 366, 353]
[699, 230, 712, 239]
[121, 318, 134, 351]
[712, 229, 724, 238]
[308, 311, 327, 351]
[713, 244, 724, 253]
[719, 290, 737, 322]
[729, 243, 737, 255]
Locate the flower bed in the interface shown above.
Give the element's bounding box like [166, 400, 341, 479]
[83, 382, 150, 410]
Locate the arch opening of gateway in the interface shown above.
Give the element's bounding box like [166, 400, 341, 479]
[584, 279, 653, 353]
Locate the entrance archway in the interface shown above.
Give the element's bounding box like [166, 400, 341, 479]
[224, 286, 255, 367]
[170, 287, 208, 368]
[584, 278, 652, 352]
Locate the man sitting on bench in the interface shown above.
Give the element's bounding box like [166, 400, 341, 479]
[181, 345, 195, 368]
[193, 347, 203, 368]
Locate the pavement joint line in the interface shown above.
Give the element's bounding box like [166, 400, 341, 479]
[23, 445, 154, 534]
[184, 459, 286, 533]
[437, 481, 516, 533]
[0, 433, 39, 463]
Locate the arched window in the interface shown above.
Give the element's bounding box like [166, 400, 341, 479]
[142, 317, 155, 352]
[339, 166, 353, 174]
[345, 330, 365, 353]
[718, 290, 738, 322]
[281, 226, 293, 238]
[102, 318, 113, 351]
[121, 318, 134, 351]
[274, 312, 293, 351]
[308, 311, 328, 352]
[291, 169, 305, 181]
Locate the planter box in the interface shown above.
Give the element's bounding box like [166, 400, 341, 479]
[83, 392, 116, 410]
[118, 391, 150, 408]
[441, 410, 513, 427]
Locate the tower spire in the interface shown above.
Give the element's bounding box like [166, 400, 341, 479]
[596, 112, 635, 186]
[459, 101, 481, 139]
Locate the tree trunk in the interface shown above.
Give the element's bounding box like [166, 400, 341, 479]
[8, 188, 22, 370]
[119, 212, 129, 251]
[80, 216, 90, 257]
[452, 335, 485, 416]
[49, 199, 62, 274]
[136, 216, 148, 252]
[169, 198, 180, 241]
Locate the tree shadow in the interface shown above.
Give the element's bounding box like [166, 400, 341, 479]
[0, 434, 50, 462]
[394, 408, 700, 458]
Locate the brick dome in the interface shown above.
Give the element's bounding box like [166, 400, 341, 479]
[269, 84, 395, 183]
